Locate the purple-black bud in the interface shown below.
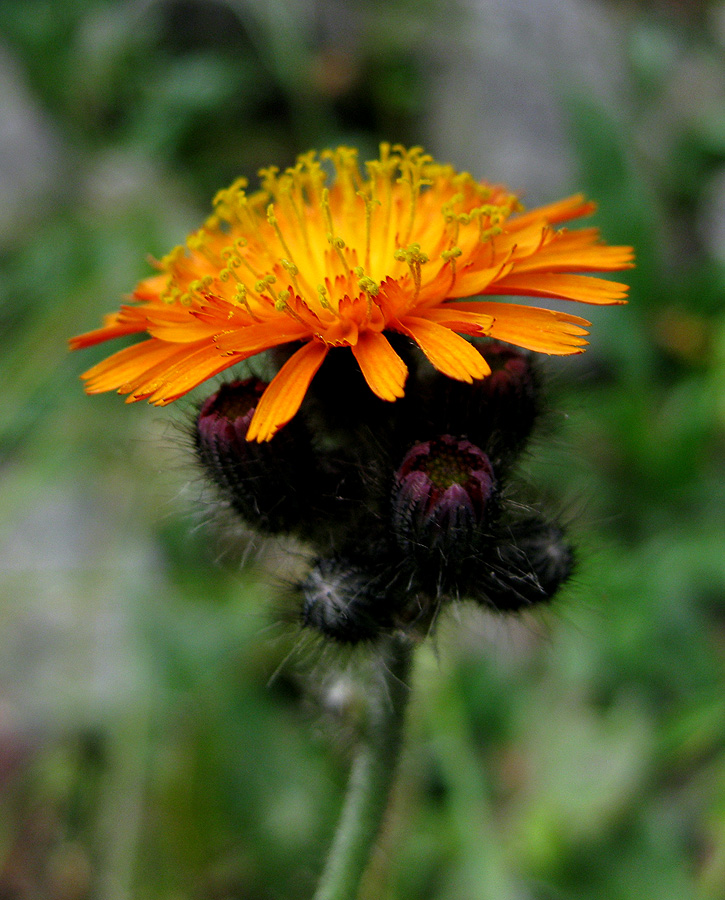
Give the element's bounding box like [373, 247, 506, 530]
[197, 378, 265, 449]
[476, 516, 574, 612]
[391, 436, 496, 560]
[300, 556, 392, 643]
[195, 379, 312, 533]
[423, 343, 540, 468]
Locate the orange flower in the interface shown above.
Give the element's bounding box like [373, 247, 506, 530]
[70, 145, 633, 442]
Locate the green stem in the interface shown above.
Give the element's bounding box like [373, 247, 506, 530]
[313, 635, 414, 900]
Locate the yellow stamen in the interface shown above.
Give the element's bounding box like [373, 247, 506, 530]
[317, 283, 336, 314]
[395, 145, 434, 244]
[441, 246, 463, 287]
[267, 203, 299, 274]
[254, 274, 278, 307]
[233, 283, 261, 321]
[394, 243, 429, 303]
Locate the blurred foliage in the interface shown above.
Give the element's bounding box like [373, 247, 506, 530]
[1, 0, 724, 898]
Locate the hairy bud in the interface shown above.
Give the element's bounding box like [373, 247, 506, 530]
[426, 344, 540, 467]
[300, 556, 392, 643]
[195, 379, 313, 533]
[476, 516, 574, 612]
[391, 436, 496, 562]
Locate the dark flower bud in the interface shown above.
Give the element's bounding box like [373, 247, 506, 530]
[424, 343, 540, 467]
[300, 556, 393, 643]
[391, 436, 496, 561]
[476, 515, 574, 612]
[195, 379, 312, 533]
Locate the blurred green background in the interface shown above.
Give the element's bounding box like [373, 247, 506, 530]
[1, 0, 725, 897]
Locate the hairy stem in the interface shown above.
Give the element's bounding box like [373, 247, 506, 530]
[313, 635, 414, 900]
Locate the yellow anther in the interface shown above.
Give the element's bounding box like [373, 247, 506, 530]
[212, 188, 230, 209]
[259, 166, 280, 194]
[395, 243, 428, 298]
[317, 284, 333, 311]
[230, 283, 259, 321]
[274, 293, 306, 324]
[161, 245, 187, 271]
[480, 225, 503, 243]
[186, 232, 206, 251]
[395, 243, 429, 266]
[251, 274, 280, 308]
[358, 276, 379, 296]
[187, 279, 208, 298]
[212, 177, 248, 218]
[441, 246, 463, 288]
[161, 285, 181, 305]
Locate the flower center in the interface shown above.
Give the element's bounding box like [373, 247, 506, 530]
[415, 440, 484, 490]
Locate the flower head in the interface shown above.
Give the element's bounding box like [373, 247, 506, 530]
[70, 144, 633, 442]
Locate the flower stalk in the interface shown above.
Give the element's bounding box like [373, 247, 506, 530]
[313, 635, 414, 900]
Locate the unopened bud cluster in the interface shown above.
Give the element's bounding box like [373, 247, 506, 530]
[195, 341, 573, 643]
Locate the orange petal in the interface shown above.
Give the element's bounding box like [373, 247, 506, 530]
[246, 341, 328, 442]
[424, 255, 515, 301]
[394, 317, 491, 382]
[214, 319, 310, 354]
[351, 331, 408, 401]
[511, 194, 596, 228]
[81, 339, 186, 393]
[421, 306, 494, 336]
[487, 221, 551, 260]
[508, 237, 635, 274]
[145, 344, 241, 405]
[132, 272, 170, 300]
[69, 312, 146, 349]
[450, 301, 590, 355]
[145, 308, 228, 343]
[121, 341, 219, 402]
[487, 272, 629, 305]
